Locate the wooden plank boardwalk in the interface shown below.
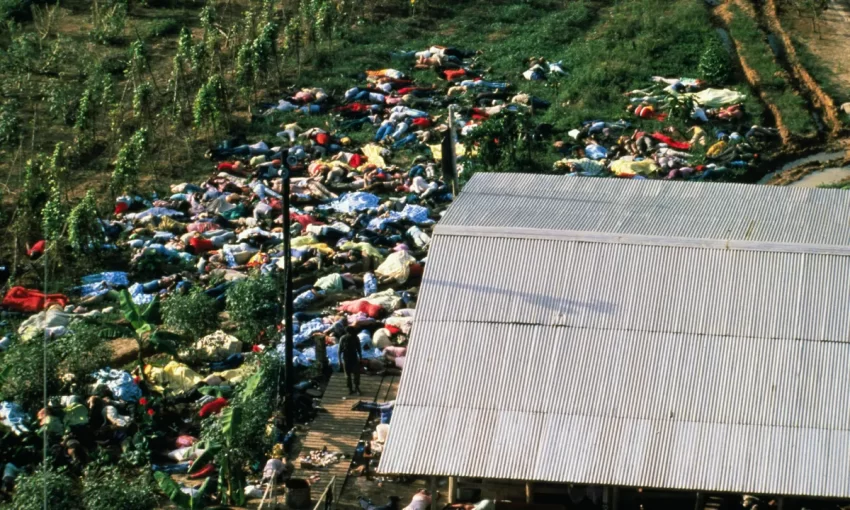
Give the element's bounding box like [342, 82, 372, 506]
[293, 372, 399, 506]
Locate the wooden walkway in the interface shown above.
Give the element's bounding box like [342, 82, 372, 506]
[293, 372, 399, 507]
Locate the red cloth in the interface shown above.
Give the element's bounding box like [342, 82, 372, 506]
[189, 237, 215, 254]
[349, 154, 364, 168]
[189, 463, 217, 479]
[290, 213, 323, 231]
[334, 103, 373, 114]
[2, 287, 69, 313]
[187, 222, 220, 233]
[651, 133, 690, 150]
[199, 397, 228, 418]
[217, 162, 236, 172]
[26, 240, 45, 258]
[411, 117, 432, 129]
[175, 435, 197, 448]
[315, 133, 330, 146]
[338, 299, 383, 318]
[114, 202, 130, 215]
[443, 69, 466, 81]
[384, 324, 401, 336]
[409, 263, 424, 278]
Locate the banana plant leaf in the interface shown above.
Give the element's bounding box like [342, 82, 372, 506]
[154, 471, 191, 508]
[187, 443, 222, 475]
[220, 406, 242, 448]
[118, 290, 152, 336]
[190, 475, 214, 509]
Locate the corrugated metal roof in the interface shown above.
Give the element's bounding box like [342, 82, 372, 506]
[442, 174, 850, 246]
[379, 175, 850, 498]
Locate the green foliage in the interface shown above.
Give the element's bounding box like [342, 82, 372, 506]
[0, 337, 62, 410]
[193, 74, 226, 131]
[82, 465, 157, 510]
[162, 289, 220, 336]
[13, 466, 81, 510]
[144, 17, 180, 39]
[155, 470, 212, 509]
[0, 100, 22, 147]
[74, 88, 95, 134]
[110, 127, 149, 195]
[726, 3, 816, 136]
[465, 112, 547, 174]
[91, 0, 127, 44]
[68, 190, 102, 254]
[235, 42, 256, 93]
[0, 0, 31, 22]
[133, 82, 153, 119]
[698, 36, 732, 86]
[225, 274, 281, 342]
[56, 321, 114, 384]
[42, 143, 66, 242]
[45, 80, 79, 126]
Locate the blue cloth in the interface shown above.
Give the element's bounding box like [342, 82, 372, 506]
[585, 144, 608, 160]
[127, 283, 155, 305]
[81, 271, 129, 287]
[153, 463, 191, 474]
[367, 204, 433, 230]
[320, 192, 381, 214]
[92, 369, 142, 402]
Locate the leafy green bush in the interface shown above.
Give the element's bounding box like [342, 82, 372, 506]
[162, 289, 220, 337]
[0, 338, 62, 411]
[144, 18, 180, 39]
[56, 321, 114, 384]
[225, 274, 281, 342]
[0, 100, 22, 147]
[465, 111, 548, 175]
[698, 36, 732, 85]
[83, 465, 157, 510]
[13, 466, 81, 510]
[0, 0, 31, 22]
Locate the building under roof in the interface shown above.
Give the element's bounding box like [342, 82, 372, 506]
[378, 174, 850, 499]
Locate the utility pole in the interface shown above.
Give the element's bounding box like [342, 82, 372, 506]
[281, 169, 295, 429]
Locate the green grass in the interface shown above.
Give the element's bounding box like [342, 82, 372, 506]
[726, 4, 816, 137]
[245, 0, 760, 169]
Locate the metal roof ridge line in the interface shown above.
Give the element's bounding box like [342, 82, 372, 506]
[432, 224, 850, 257]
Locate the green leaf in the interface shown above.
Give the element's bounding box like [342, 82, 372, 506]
[240, 368, 264, 400]
[118, 289, 151, 335]
[220, 406, 242, 447]
[190, 475, 214, 510]
[141, 295, 161, 324]
[198, 385, 233, 398]
[154, 471, 191, 508]
[149, 330, 179, 356]
[187, 443, 221, 474]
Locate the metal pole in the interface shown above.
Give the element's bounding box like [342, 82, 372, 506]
[447, 105, 458, 197]
[282, 172, 295, 429]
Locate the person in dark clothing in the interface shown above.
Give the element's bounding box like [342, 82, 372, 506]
[338, 328, 362, 394]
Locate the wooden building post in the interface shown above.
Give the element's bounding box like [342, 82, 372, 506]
[525, 482, 534, 504]
[448, 477, 457, 504]
[431, 477, 438, 510]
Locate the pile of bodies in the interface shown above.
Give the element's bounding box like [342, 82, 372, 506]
[553, 76, 778, 179]
[0, 43, 779, 504]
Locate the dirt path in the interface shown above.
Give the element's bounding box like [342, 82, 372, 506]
[761, 0, 842, 136]
[785, 0, 850, 104]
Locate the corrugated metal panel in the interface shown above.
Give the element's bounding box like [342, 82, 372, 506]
[380, 321, 850, 497]
[379, 174, 850, 497]
[442, 175, 850, 246]
[416, 235, 850, 342]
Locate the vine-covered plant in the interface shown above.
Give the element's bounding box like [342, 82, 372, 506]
[67, 190, 102, 254]
[110, 128, 149, 195]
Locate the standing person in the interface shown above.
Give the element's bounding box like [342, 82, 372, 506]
[313, 332, 331, 380]
[339, 327, 362, 395]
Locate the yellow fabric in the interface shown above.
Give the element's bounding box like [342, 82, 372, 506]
[428, 142, 467, 163]
[145, 361, 204, 395]
[213, 364, 256, 385]
[159, 216, 187, 234]
[707, 141, 728, 158]
[338, 241, 385, 262]
[361, 144, 387, 168]
[610, 159, 659, 178]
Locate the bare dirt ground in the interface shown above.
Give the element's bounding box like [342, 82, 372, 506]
[786, 0, 850, 99]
